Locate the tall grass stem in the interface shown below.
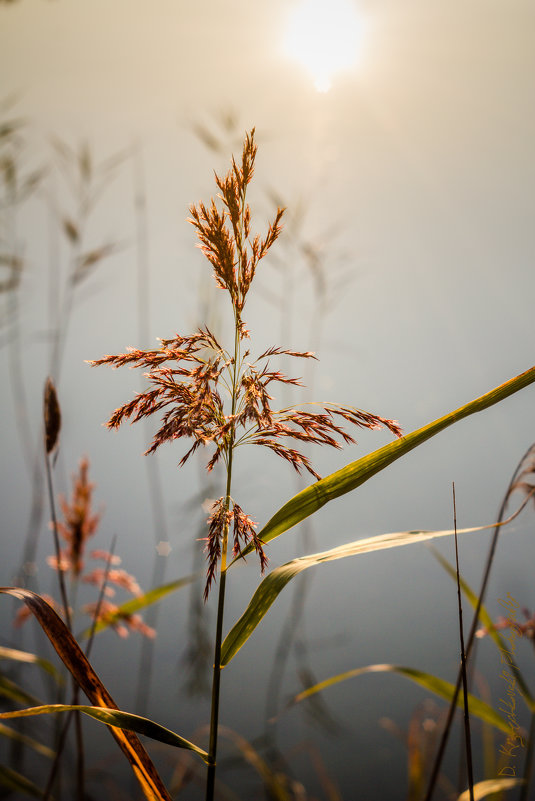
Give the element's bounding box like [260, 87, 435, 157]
[453, 484, 475, 801]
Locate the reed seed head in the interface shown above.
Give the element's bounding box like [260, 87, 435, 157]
[90, 130, 402, 597]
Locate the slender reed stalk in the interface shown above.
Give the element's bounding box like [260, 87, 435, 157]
[452, 484, 475, 801]
[91, 129, 401, 799]
[519, 706, 535, 801]
[17, 139, 122, 590]
[43, 379, 70, 632]
[42, 377, 84, 801]
[205, 312, 241, 799]
[424, 445, 535, 801]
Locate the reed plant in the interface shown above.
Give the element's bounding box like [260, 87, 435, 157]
[2, 128, 535, 801]
[90, 128, 402, 799]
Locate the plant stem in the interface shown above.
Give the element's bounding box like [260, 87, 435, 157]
[205, 558, 228, 799]
[452, 484, 475, 801]
[424, 444, 535, 801]
[206, 313, 241, 801]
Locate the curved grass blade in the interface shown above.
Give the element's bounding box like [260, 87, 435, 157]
[222, 520, 509, 667]
[0, 587, 172, 801]
[0, 704, 209, 763]
[284, 664, 509, 734]
[430, 547, 535, 711]
[0, 645, 63, 683]
[78, 574, 198, 639]
[237, 366, 535, 559]
[0, 721, 55, 758]
[218, 725, 294, 801]
[0, 764, 45, 799]
[0, 674, 43, 707]
[457, 777, 524, 800]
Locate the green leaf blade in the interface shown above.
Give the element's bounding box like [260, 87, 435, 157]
[238, 366, 535, 558]
[430, 547, 535, 710]
[288, 664, 510, 734]
[222, 524, 488, 667]
[0, 587, 172, 801]
[0, 645, 63, 683]
[0, 704, 209, 763]
[78, 574, 197, 639]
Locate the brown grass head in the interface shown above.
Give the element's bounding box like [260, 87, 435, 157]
[90, 130, 402, 596]
[43, 377, 61, 454]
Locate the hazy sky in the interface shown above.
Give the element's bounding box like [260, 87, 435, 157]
[1, 2, 535, 797]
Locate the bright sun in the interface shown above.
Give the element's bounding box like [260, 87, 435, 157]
[283, 0, 364, 92]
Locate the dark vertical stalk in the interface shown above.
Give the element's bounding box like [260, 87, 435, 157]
[424, 445, 534, 801]
[43, 458, 71, 634]
[452, 484, 475, 801]
[205, 317, 241, 801]
[43, 432, 78, 800]
[519, 704, 535, 801]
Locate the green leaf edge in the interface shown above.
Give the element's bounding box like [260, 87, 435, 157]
[222, 523, 491, 667]
[457, 777, 524, 801]
[0, 673, 43, 707]
[78, 574, 197, 638]
[0, 704, 209, 764]
[235, 365, 535, 559]
[0, 645, 63, 683]
[0, 721, 55, 758]
[289, 664, 510, 734]
[430, 547, 535, 710]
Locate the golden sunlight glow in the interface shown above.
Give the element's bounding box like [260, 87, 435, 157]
[284, 0, 364, 92]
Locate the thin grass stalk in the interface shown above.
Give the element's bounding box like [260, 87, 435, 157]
[43, 450, 78, 801]
[1, 120, 43, 475]
[424, 445, 534, 801]
[74, 539, 118, 799]
[518, 567, 535, 801]
[5, 199, 33, 474]
[42, 378, 88, 801]
[453, 484, 475, 801]
[43, 460, 71, 635]
[85, 536, 117, 658]
[16, 196, 83, 596]
[42, 537, 117, 801]
[183, 225, 222, 698]
[519, 706, 535, 801]
[19, 141, 122, 584]
[2, 130, 47, 596]
[207, 171, 249, 795]
[92, 129, 401, 798]
[132, 143, 170, 716]
[2, 131, 41, 780]
[206, 314, 241, 801]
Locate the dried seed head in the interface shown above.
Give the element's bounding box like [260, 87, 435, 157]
[52, 458, 99, 578]
[83, 599, 155, 639]
[91, 130, 403, 598]
[44, 377, 61, 454]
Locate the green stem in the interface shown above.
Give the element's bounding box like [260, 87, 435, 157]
[205, 313, 241, 801]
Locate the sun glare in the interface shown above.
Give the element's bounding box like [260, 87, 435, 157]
[284, 0, 364, 92]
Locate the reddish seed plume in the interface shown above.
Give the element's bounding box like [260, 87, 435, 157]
[90, 130, 402, 598]
[48, 457, 100, 578]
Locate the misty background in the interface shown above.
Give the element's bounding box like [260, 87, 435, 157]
[1, 1, 534, 798]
